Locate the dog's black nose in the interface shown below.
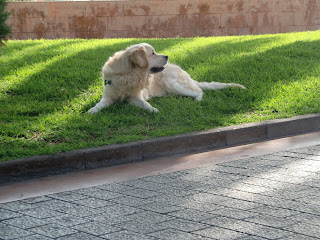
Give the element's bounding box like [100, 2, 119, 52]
[165, 55, 169, 60]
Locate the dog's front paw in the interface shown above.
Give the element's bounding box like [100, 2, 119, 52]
[195, 95, 203, 101]
[88, 107, 100, 114]
[151, 107, 159, 113]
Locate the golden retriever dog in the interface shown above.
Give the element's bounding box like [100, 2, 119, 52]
[88, 43, 246, 113]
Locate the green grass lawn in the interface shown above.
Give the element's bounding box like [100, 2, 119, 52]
[1, 31, 320, 162]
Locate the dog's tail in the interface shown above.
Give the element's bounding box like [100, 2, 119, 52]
[196, 81, 246, 90]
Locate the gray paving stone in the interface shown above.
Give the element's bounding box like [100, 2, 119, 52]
[71, 221, 122, 236]
[279, 234, 320, 240]
[96, 183, 137, 192]
[115, 220, 166, 234]
[11, 234, 52, 240]
[0, 208, 21, 220]
[119, 178, 167, 190]
[213, 165, 265, 176]
[71, 197, 115, 208]
[21, 196, 51, 204]
[58, 232, 105, 240]
[245, 215, 299, 228]
[1, 144, 320, 240]
[99, 204, 142, 216]
[29, 223, 78, 238]
[33, 199, 76, 210]
[0, 201, 35, 211]
[150, 194, 189, 206]
[168, 209, 216, 221]
[216, 198, 263, 210]
[214, 188, 261, 202]
[178, 201, 223, 213]
[20, 207, 66, 219]
[102, 229, 157, 240]
[48, 191, 88, 202]
[109, 195, 155, 206]
[88, 210, 174, 225]
[269, 188, 314, 200]
[124, 188, 159, 198]
[235, 236, 268, 240]
[229, 183, 273, 194]
[46, 215, 90, 227]
[148, 228, 207, 240]
[55, 204, 102, 217]
[85, 212, 135, 225]
[193, 226, 249, 240]
[290, 202, 320, 215]
[72, 187, 124, 200]
[288, 145, 320, 155]
[140, 174, 178, 184]
[272, 151, 312, 159]
[211, 207, 259, 220]
[200, 215, 241, 228]
[164, 180, 208, 190]
[296, 195, 320, 206]
[284, 222, 320, 238]
[139, 202, 182, 214]
[158, 187, 200, 197]
[158, 218, 210, 232]
[304, 155, 320, 161]
[0, 223, 33, 240]
[119, 211, 175, 224]
[250, 206, 298, 218]
[186, 192, 230, 204]
[228, 221, 291, 239]
[290, 213, 320, 226]
[259, 153, 292, 160]
[2, 215, 47, 229]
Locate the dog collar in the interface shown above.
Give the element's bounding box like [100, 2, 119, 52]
[105, 80, 112, 85]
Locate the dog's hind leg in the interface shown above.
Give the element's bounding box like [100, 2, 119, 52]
[175, 85, 203, 101]
[168, 81, 203, 101]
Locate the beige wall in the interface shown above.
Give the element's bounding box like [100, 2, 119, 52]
[6, 0, 320, 40]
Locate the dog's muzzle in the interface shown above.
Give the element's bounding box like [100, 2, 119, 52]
[151, 55, 168, 73]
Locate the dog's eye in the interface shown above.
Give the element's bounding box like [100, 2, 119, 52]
[152, 52, 155, 55]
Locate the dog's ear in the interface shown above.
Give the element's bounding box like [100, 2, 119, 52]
[130, 47, 148, 68]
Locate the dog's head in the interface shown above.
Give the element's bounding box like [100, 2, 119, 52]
[128, 43, 168, 74]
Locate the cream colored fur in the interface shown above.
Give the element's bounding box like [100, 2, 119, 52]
[88, 43, 246, 113]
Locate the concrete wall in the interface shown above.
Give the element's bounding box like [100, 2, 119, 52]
[6, 0, 320, 40]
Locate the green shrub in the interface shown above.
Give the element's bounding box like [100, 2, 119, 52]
[0, 0, 11, 46]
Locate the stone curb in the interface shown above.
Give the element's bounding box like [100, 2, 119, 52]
[1, 113, 320, 184]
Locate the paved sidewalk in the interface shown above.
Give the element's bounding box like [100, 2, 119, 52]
[1, 144, 320, 240]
